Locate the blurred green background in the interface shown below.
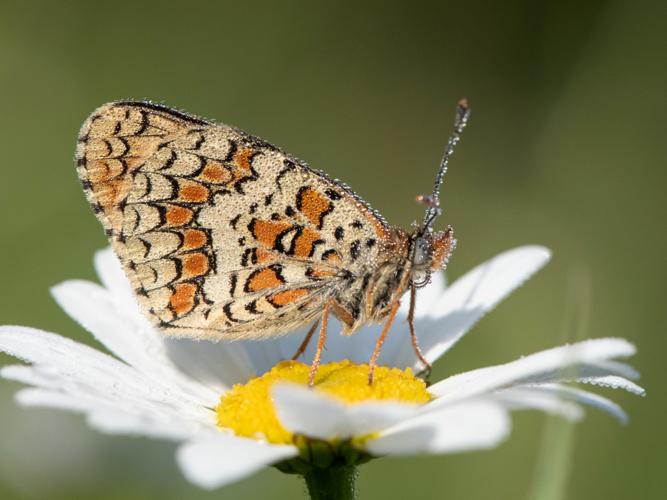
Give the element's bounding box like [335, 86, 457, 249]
[1, 1, 665, 498]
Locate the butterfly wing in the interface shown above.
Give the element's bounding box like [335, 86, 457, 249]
[77, 101, 394, 340]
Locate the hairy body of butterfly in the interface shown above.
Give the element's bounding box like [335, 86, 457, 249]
[76, 101, 464, 384]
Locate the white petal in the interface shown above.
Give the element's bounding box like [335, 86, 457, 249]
[496, 384, 629, 424]
[429, 338, 637, 406]
[8, 360, 213, 426]
[585, 360, 641, 380]
[164, 338, 258, 390]
[398, 271, 445, 318]
[86, 410, 206, 439]
[366, 400, 510, 456]
[94, 247, 141, 314]
[272, 384, 420, 440]
[238, 335, 305, 376]
[177, 434, 297, 490]
[15, 387, 203, 440]
[578, 375, 645, 396]
[0, 327, 214, 427]
[521, 361, 642, 386]
[15, 387, 93, 412]
[417, 246, 551, 366]
[0, 325, 131, 370]
[491, 387, 585, 421]
[1, 364, 59, 387]
[51, 280, 155, 364]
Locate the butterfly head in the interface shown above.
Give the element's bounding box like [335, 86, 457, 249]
[409, 226, 456, 288]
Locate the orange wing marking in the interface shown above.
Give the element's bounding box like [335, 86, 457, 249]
[255, 248, 278, 264]
[268, 289, 309, 307]
[169, 283, 198, 316]
[245, 265, 285, 292]
[249, 219, 293, 249]
[181, 253, 209, 279]
[178, 180, 210, 203]
[200, 161, 232, 184]
[233, 147, 254, 170]
[322, 249, 342, 265]
[293, 227, 323, 258]
[182, 229, 207, 250]
[165, 206, 194, 226]
[296, 187, 332, 228]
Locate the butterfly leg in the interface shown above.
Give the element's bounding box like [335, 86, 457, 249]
[408, 284, 432, 378]
[367, 300, 401, 385]
[308, 302, 332, 387]
[292, 320, 319, 361]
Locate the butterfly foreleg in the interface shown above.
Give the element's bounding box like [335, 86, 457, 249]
[367, 300, 401, 385]
[292, 320, 319, 361]
[308, 301, 333, 387]
[408, 284, 432, 379]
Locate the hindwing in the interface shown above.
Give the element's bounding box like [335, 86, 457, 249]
[77, 101, 394, 339]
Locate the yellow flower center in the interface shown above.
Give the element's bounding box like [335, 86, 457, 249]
[216, 360, 431, 445]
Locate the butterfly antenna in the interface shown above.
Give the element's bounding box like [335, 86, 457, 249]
[420, 98, 470, 230]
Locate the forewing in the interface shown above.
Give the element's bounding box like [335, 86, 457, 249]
[76, 101, 391, 340]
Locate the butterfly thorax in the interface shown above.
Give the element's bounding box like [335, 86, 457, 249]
[332, 226, 455, 334]
[330, 227, 408, 333]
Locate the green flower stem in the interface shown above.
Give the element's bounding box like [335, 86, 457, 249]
[303, 465, 358, 500]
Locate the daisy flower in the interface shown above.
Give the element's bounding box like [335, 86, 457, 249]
[0, 246, 643, 498]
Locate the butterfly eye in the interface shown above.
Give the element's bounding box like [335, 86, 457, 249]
[412, 236, 431, 268]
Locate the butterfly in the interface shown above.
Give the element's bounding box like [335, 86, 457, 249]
[76, 99, 468, 385]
